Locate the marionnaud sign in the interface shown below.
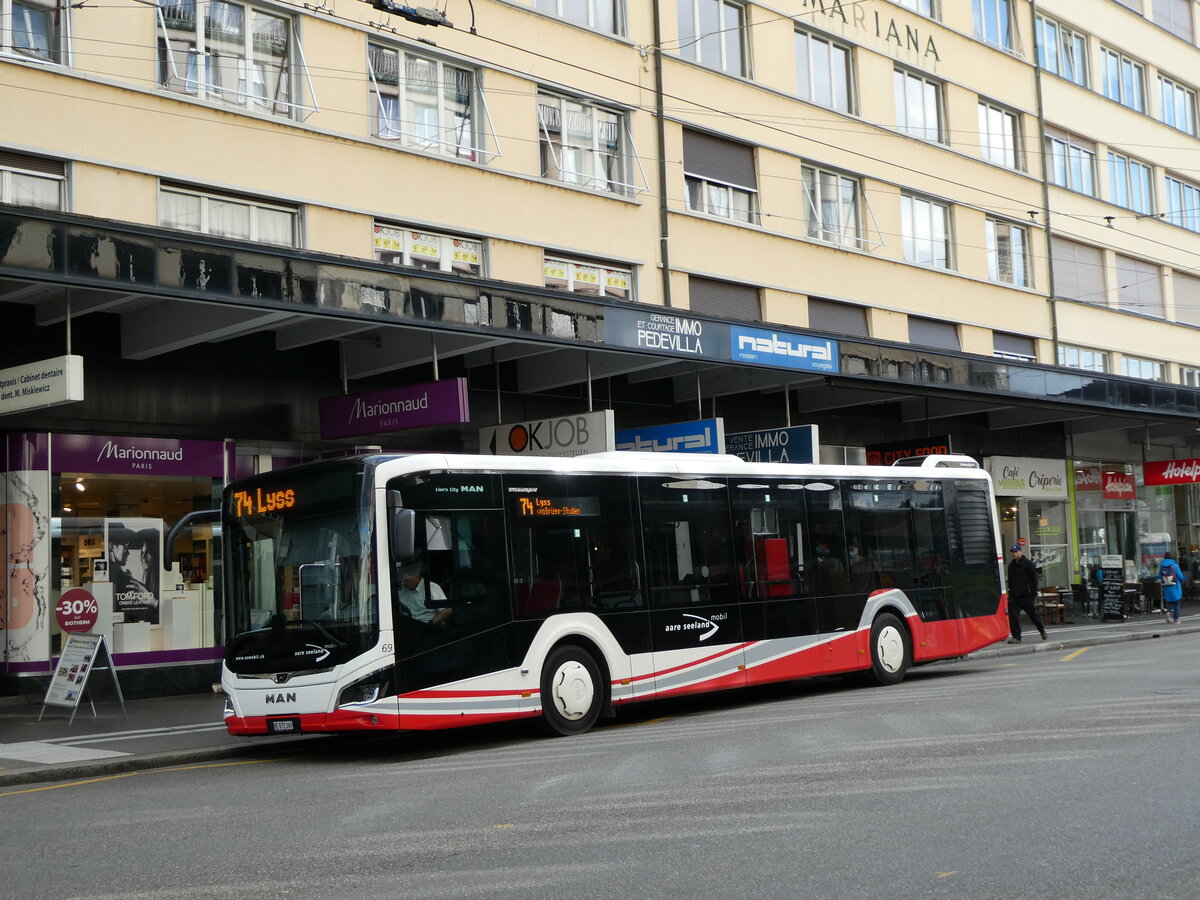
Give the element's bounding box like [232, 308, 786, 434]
[320, 377, 469, 440]
[730, 326, 839, 373]
[725, 425, 819, 464]
[53, 433, 225, 477]
[616, 418, 725, 454]
[986, 456, 1068, 499]
[0, 355, 84, 416]
[605, 307, 730, 359]
[480, 410, 614, 457]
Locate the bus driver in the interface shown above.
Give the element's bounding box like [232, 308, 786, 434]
[396, 562, 453, 627]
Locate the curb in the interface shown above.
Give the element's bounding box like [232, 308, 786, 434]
[967, 623, 1200, 660]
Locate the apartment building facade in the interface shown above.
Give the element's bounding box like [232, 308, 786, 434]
[4, 0, 1200, 693]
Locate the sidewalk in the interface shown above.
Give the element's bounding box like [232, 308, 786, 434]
[1, 609, 1196, 789]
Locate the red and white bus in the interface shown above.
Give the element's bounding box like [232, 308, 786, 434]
[220, 452, 1008, 737]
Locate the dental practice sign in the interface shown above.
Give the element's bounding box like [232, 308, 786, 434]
[0, 354, 84, 416]
[604, 308, 839, 374]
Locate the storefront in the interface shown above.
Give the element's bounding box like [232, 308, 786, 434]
[1072, 461, 1175, 587]
[3, 433, 228, 695]
[1143, 457, 1200, 582]
[987, 456, 1071, 589]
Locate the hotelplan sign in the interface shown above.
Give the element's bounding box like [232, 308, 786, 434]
[0, 355, 84, 416]
[616, 419, 725, 454]
[319, 377, 469, 439]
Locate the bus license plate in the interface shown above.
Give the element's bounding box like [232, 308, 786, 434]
[268, 718, 300, 734]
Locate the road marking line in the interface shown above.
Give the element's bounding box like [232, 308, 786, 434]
[153, 759, 287, 773]
[0, 772, 139, 797]
[1061, 648, 1090, 662]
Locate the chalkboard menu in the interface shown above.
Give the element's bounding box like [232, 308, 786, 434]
[1100, 567, 1125, 620]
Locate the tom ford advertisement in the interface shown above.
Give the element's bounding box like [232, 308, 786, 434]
[319, 377, 470, 439]
[105, 518, 163, 625]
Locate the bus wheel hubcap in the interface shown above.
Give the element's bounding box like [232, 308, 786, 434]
[552, 661, 594, 720]
[876, 626, 904, 673]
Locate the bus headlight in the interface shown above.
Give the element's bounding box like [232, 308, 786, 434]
[337, 668, 393, 707]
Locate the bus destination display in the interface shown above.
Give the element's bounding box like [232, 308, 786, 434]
[232, 487, 297, 518]
[513, 495, 601, 518]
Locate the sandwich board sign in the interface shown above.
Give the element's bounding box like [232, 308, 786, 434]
[39, 633, 127, 725]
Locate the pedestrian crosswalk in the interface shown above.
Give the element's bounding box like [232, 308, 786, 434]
[0, 722, 227, 765]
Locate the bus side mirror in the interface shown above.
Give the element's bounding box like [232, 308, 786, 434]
[389, 507, 415, 562]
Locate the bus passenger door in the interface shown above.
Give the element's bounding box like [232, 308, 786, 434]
[638, 477, 746, 699]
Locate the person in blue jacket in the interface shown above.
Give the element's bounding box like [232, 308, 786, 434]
[1159, 550, 1186, 625]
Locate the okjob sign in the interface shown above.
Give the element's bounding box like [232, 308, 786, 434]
[616, 418, 725, 454]
[480, 410, 615, 457]
[726, 425, 819, 463]
[0, 354, 84, 416]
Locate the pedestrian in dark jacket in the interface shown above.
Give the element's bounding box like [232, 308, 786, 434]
[1006, 544, 1046, 643]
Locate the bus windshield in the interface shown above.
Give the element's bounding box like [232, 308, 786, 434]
[223, 462, 377, 674]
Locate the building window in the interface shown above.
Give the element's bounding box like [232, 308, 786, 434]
[1115, 254, 1164, 317]
[1153, 0, 1193, 42]
[544, 254, 631, 300]
[1164, 174, 1200, 232]
[157, 0, 312, 118]
[159, 185, 297, 246]
[1035, 16, 1088, 87]
[532, 0, 623, 34]
[1100, 47, 1146, 112]
[803, 166, 862, 248]
[537, 91, 637, 196]
[986, 219, 1029, 287]
[896, 0, 936, 17]
[1051, 238, 1105, 303]
[901, 194, 951, 269]
[1057, 345, 1109, 373]
[973, 0, 1015, 50]
[368, 44, 491, 162]
[3, 0, 66, 62]
[1121, 355, 1166, 381]
[908, 316, 960, 351]
[1107, 152, 1154, 214]
[688, 275, 760, 320]
[373, 222, 482, 276]
[894, 69, 942, 142]
[993, 331, 1036, 361]
[677, 0, 747, 77]
[0, 152, 64, 209]
[683, 129, 758, 225]
[1045, 130, 1096, 195]
[1181, 366, 1200, 387]
[1157, 75, 1197, 135]
[978, 101, 1021, 169]
[795, 28, 852, 113]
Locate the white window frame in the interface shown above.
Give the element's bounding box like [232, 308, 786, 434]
[543, 253, 632, 300]
[973, 0, 1018, 51]
[373, 222, 484, 276]
[1107, 151, 1154, 214]
[985, 218, 1030, 287]
[156, 0, 318, 119]
[367, 44, 499, 164]
[1046, 132, 1096, 196]
[0, 160, 64, 210]
[894, 68, 943, 142]
[896, 0, 936, 17]
[978, 100, 1021, 169]
[1121, 355, 1166, 381]
[1153, 0, 1193, 42]
[1100, 46, 1146, 112]
[532, 0, 623, 35]
[1057, 345, 1109, 373]
[1036, 16, 1088, 87]
[1157, 74, 1197, 135]
[2, 0, 67, 63]
[1181, 366, 1200, 387]
[802, 165, 881, 250]
[159, 184, 298, 247]
[901, 193, 952, 269]
[685, 174, 757, 225]
[676, 0, 748, 77]
[537, 90, 645, 196]
[795, 28, 853, 113]
[1164, 174, 1200, 232]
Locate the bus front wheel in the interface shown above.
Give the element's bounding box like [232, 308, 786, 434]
[868, 613, 911, 686]
[539, 645, 603, 736]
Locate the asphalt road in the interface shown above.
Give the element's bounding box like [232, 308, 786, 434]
[3, 636, 1199, 899]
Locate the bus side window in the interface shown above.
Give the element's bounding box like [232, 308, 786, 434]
[639, 477, 735, 608]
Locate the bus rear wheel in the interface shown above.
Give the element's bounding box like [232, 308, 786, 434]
[868, 613, 911, 686]
[539, 645, 603, 736]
